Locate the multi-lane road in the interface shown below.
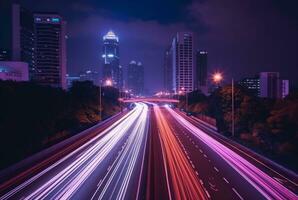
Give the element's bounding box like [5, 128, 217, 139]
[0, 103, 297, 200]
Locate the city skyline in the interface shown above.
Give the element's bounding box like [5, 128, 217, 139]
[1, 0, 297, 93]
[0, 1, 297, 199]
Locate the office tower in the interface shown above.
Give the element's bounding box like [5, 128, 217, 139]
[102, 31, 122, 89]
[0, 0, 12, 56]
[34, 13, 67, 89]
[0, 61, 29, 81]
[163, 46, 173, 92]
[281, 80, 289, 98]
[260, 72, 281, 98]
[195, 50, 208, 92]
[238, 77, 260, 96]
[79, 69, 100, 86]
[171, 32, 194, 93]
[12, 4, 35, 65]
[127, 61, 144, 95]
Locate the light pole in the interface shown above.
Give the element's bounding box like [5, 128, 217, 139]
[99, 82, 102, 121]
[231, 78, 235, 137]
[212, 72, 235, 137]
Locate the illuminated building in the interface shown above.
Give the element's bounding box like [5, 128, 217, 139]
[238, 77, 260, 96]
[0, 61, 29, 81]
[127, 61, 144, 95]
[33, 13, 67, 89]
[102, 31, 122, 89]
[171, 32, 194, 93]
[260, 72, 281, 98]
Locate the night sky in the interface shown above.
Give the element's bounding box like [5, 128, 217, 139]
[20, 0, 298, 93]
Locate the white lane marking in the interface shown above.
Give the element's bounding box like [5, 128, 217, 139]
[204, 154, 208, 158]
[199, 149, 203, 153]
[199, 179, 204, 185]
[195, 171, 199, 176]
[223, 177, 229, 184]
[232, 188, 244, 200]
[214, 167, 219, 172]
[204, 188, 211, 199]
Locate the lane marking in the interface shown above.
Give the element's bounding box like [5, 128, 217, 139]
[223, 177, 229, 184]
[214, 167, 219, 173]
[232, 188, 244, 200]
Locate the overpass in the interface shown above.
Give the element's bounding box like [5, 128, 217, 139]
[119, 97, 179, 103]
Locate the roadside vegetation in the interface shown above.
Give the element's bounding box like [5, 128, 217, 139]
[178, 86, 298, 172]
[0, 80, 121, 169]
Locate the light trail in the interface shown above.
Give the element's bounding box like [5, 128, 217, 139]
[0, 103, 149, 200]
[154, 105, 208, 200]
[166, 107, 298, 200]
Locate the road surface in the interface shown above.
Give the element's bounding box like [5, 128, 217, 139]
[0, 103, 149, 200]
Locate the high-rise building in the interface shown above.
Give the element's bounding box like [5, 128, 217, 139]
[195, 50, 208, 93]
[33, 13, 67, 89]
[127, 61, 144, 95]
[281, 79, 289, 98]
[238, 77, 260, 96]
[0, 0, 12, 55]
[102, 31, 122, 89]
[260, 72, 281, 98]
[163, 46, 173, 92]
[12, 4, 35, 73]
[171, 32, 194, 93]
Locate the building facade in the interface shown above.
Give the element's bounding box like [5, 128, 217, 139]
[195, 50, 208, 93]
[238, 77, 260, 96]
[12, 4, 35, 72]
[171, 32, 194, 93]
[0, 61, 29, 81]
[281, 79, 289, 98]
[260, 72, 281, 98]
[127, 61, 144, 95]
[163, 46, 173, 92]
[33, 13, 67, 89]
[102, 31, 122, 89]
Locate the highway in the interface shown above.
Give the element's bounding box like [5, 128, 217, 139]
[158, 105, 297, 200]
[0, 102, 297, 200]
[0, 103, 149, 200]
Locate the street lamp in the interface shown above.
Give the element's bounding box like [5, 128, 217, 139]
[212, 72, 235, 137]
[105, 79, 113, 87]
[212, 72, 223, 85]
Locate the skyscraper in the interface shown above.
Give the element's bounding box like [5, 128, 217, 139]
[102, 31, 122, 89]
[12, 4, 35, 69]
[0, 0, 12, 56]
[260, 72, 281, 98]
[163, 46, 173, 92]
[281, 79, 289, 98]
[238, 77, 260, 96]
[195, 51, 208, 92]
[127, 61, 144, 95]
[171, 32, 194, 93]
[33, 13, 67, 89]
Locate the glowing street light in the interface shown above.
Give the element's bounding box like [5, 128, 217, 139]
[105, 79, 113, 86]
[212, 72, 223, 84]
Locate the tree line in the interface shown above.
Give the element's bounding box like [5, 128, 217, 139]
[178, 85, 298, 172]
[0, 80, 121, 169]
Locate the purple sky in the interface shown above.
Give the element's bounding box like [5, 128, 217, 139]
[21, 0, 298, 93]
